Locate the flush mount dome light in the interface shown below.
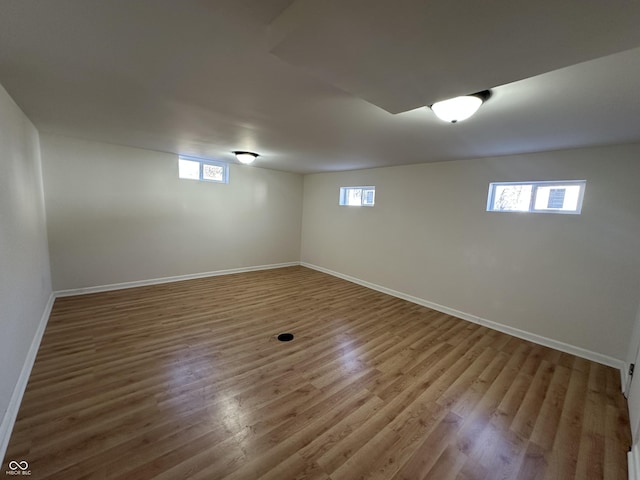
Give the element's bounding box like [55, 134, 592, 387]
[234, 151, 259, 164]
[430, 90, 491, 123]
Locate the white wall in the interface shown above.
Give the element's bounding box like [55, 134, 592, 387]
[0, 84, 52, 444]
[41, 134, 303, 291]
[301, 144, 640, 361]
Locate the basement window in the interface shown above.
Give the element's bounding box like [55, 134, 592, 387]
[487, 180, 586, 214]
[178, 156, 229, 184]
[339, 186, 376, 206]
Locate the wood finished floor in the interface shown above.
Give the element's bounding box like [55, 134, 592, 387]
[4, 266, 631, 479]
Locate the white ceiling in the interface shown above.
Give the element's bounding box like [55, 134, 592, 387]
[0, 0, 639, 174]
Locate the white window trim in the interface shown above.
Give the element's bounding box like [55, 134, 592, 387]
[487, 180, 586, 215]
[179, 155, 229, 184]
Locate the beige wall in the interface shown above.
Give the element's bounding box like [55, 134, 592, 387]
[41, 134, 303, 290]
[301, 144, 640, 361]
[0, 85, 52, 426]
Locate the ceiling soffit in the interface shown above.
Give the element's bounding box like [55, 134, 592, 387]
[269, 0, 640, 113]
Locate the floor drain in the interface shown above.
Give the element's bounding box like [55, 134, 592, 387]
[277, 333, 294, 342]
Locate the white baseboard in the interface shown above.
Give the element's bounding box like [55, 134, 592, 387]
[55, 262, 301, 297]
[630, 443, 640, 480]
[301, 262, 626, 380]
[0, 293, 55, 463]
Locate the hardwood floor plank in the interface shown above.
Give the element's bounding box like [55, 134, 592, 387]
[510, 360, 556, 440]
[2, 266, 630, 479]
[423, 443, 468, 480]
[391, 412, 463, 480]
[604, 404, 630, 480]
[515, 441, 547, 480]
[298, 394, 385, 463]
[575, 363, 608, 480]
[529, 365, 572, 450]
[546, 367, 589, 479]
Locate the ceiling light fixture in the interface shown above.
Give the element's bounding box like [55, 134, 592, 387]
[430, 90, 492, 123]
[233, 151, 259, 164]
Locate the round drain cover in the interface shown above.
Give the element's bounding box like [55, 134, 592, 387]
[277, 333, 294, 342]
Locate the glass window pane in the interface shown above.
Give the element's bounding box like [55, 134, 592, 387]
[546, 188, 566, 208]
[534, 185, 581, 211]
[491, 184, 532, 211]
[346, 188, 362, 206]
[179, 157, 228, 184]
[488, 181, 584, 214]
[203, 163, 224, 182]
[340, 186, 376, 206]
[362, 189, 375, 205]
[179, 159, 200, 180]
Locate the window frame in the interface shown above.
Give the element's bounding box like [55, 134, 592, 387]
[178, 156, 229, 184]
[339, 186, 376, 207]
[486, 180, 586, 215]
